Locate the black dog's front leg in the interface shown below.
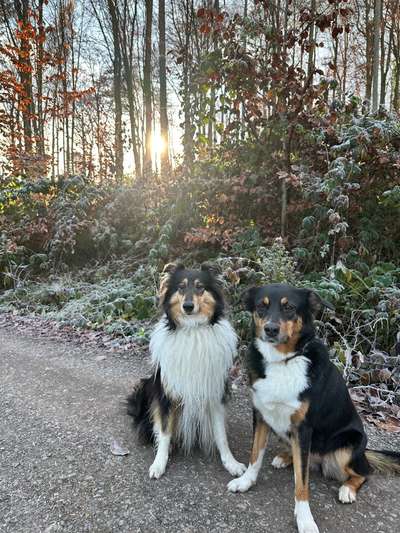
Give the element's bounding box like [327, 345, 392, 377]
[291, 424, 319, 533]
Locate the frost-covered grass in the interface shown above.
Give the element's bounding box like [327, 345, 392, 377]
[0, 264, 158, 342]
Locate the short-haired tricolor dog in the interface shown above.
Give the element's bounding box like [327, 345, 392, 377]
[228, 283, 400, 533]
[127, 263, 245, 479]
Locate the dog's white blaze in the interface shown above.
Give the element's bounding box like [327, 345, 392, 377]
[252, 340, 309, 440]
[150, 315, 237, 452]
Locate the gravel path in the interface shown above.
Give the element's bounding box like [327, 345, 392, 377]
[1, 326, 400, 533]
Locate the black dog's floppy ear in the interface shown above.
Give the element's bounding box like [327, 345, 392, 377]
[308, 290, 335, 314]
[242, 286, 259, 312]
[158, 262, 185, 305]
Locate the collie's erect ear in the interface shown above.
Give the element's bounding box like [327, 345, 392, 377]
[161, 262, 185, 275]
[158, 262, 185, 305]
[242, 286, 259, 312]
[200, 262, 222, 277]
[308, 290, 335, 314]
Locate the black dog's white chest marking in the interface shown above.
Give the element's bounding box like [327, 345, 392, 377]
[252, 343, 309, 439]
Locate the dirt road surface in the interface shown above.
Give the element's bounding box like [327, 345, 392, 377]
[1, 326, 400, 533]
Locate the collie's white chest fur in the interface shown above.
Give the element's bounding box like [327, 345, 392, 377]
[150, 316, 237, 451]
[252, 340, 309, 440]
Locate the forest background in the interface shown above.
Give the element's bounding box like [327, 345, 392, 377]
[0, 0, 400, 430]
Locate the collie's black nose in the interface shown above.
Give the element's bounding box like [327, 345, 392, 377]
[264, 323, 280, 337]
[183, 302, 194, 314]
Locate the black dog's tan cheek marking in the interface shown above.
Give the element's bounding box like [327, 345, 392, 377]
[281, 297, 288, 305]
[263, 296, 269, 305]
[280, 317, 303, 338]
[196, 290, 216, 319]
[276, 317, 303, 354]
[253, 312, 267, 338]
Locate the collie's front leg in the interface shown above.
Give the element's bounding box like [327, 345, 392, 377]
[211, 403, 246, 476]
[149, 410, 174, 479]
[227, 411, 269, 492]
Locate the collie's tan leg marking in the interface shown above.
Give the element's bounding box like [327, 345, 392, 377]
[292, 429, 319, 533]
[227, 417, 269, 493]
[149, 407, 175, 479]
[272, 449, 293, 469]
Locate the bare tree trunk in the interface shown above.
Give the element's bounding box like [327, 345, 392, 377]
[107, 0, 124, 181]
[159, 0, 170, 175]
[307, 0, 316, 83]
[36, 0, 45, 156]
[342, 30, 349, 101]
[207, 0, 219, 147]
[14, 0, 34, 156]
[393, 15, 400, 112]
[364, 1, 374, 102]
[380, 4, 393, 106]
[372, 0, 382, 111]
[143, 0, 153, 179]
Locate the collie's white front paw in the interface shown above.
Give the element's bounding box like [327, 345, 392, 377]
[149, 459, 166, 479]
[338, 484, 356, 503]
[227, 473, 253, 493]
[271, 455, 290, 469]
[223, 458, 247, 477]
[295, 501, 319, 533]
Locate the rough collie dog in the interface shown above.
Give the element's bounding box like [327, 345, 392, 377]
[127, 262, 246, 479]
[228, 283, 400, 533]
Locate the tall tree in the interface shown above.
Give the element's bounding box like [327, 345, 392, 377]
[107, 0, 124, 180]
[14, 0, 34, 155]
[372, 0, 382, 110]
[158, 0, 169, 175]
[143, 0, 153, 178]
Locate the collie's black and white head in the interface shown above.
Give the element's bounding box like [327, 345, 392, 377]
[244, 283, 334, 355]
[159, 262, 225, 329]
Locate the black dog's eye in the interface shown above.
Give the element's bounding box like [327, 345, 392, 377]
[283, 301, 296, 313]
[178, 283, 186, 292]
[256, 302, 267, 313]
[196, 284, 205, 293]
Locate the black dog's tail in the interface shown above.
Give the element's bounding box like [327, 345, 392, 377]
[127, 377, 155, 444]
[366, 449, 400, 475]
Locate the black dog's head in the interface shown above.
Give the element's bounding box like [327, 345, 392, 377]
[244, 283, 333, 353]
[159, 262, 225, 328]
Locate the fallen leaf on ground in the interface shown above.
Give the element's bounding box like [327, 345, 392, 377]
[110, 440, 130, 456]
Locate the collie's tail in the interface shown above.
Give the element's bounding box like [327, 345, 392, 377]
[366, 449, 400, 475]
[126, 378, 154, 444]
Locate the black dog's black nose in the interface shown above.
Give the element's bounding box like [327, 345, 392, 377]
[183, 302, 194, 314]
[264, 323, 280, 337]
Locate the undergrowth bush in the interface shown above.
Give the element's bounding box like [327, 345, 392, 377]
[0, 107, 399, 397]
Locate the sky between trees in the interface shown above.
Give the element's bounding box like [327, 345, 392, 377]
[0, 0, 399, 180]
